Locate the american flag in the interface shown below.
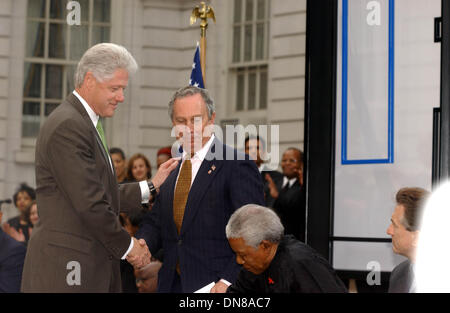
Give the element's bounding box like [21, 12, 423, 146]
[189, 42, 205, 88]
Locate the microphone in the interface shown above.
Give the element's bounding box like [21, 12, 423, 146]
[0, 199, 12, 205]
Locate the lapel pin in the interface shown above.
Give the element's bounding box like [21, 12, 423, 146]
[208, 165, 216, 175]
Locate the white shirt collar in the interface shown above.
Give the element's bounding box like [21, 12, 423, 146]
[282, 176, 297, 188]
[258, 164, 265, 172]
[182, 134, 215, 162]
[73, 90, 99, 127]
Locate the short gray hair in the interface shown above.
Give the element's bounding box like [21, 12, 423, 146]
[168, 86, 215, 121]
[74, 43, 138, 88]
[226, 204, 284, 248]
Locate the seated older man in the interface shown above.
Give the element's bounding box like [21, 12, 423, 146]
[225, 204, 347, 293]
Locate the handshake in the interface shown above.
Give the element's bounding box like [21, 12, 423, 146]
[126, 237, 152, 269]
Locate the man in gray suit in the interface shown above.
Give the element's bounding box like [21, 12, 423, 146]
[386, 187, 429, 293]
[21, 43, 178, 292]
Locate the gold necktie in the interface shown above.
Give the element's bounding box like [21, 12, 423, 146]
[173, 159, 191, 234]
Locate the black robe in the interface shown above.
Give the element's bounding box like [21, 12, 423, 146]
[227, 235, 347, 293]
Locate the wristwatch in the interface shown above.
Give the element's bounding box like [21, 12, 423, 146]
[148, 181, 157, 197]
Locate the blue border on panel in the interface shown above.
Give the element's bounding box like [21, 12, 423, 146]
[341, 0, 395, 165]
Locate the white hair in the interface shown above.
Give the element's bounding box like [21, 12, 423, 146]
[226, 204, 284, 248]
[74, 43, 138, 88]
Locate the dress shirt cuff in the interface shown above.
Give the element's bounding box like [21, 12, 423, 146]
[220, 279, 232, 287]
[121, 238, 134, 260]
[139, 180, 150, 204]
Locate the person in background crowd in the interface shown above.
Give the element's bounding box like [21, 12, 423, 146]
[6, 183, 35, 243]
[387, 187, 429, 293]
[266, 148, 305, 241]
[135, 260, 162, 293]
[226, 204, 347, 293]
[3, 201, 38, 244]
[28, 201, 39, 227]
[110, 147, 127, 184]
[119, 209, 149, 293]
[157, 147, 172, 169]
[127, 153, 152, 183]
[0, 208, 27, 292]
[244, 135, 283, 208]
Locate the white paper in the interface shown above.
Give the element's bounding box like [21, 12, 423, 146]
[194, 281, 215, 293]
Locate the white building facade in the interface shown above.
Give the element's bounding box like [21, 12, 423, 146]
[0, 0, 306, 219]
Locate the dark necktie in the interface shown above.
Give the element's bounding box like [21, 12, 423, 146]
[282, 181, 290, 193]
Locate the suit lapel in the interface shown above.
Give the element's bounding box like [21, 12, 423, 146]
[165, 161, 181, 235]
[66, 93, 117, 197]
[180, 139, 224, 235]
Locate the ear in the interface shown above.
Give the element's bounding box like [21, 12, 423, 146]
[84, 72, 96, 90]
[208, 111, 216, 125]
[259, 240, 274, 251]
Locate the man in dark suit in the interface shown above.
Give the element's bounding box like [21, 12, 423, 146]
[266, 148, 305, 241]
[136, 86, 265, 293]
[21, 43, 178, 292]
[226, 204, 347, 293]
[386, 187, 429, 293]
[244, 135, 283, 208]
[0, 210, 27, 293]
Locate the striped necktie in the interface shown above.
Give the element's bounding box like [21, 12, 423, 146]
[173, 159, 192, 234]
[96, 119, 108, 154]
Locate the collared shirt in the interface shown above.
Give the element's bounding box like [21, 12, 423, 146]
[176, 134, 215, 187]
[73, 91, 111, 166]
[175, 134, 231, 287]
[258, 164, 265, 173]
[282, 176, 297, 189]
[409, 262, 416, 293]
[73, 90, 150, 259]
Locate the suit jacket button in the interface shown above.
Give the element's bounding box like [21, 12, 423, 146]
[109, 255, 113, 260]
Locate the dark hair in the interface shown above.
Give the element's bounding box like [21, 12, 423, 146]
[286, 147, 304, 164]
[127, 153, 152, 181]
[245, 135, 265, 150]
[23, 200, 37, 224]
[109, 147, 126, 160]
[13, 183, 36, 207]
[396, 187, 430, 231]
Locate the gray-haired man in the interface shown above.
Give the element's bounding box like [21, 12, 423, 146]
[21, 43, 178, 292]
[226, 204, 347, 293]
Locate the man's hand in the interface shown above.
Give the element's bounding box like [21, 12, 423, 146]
[2, 223, 26, 242]
[296, 167, 303, 186]
[265, 174, 279, 199]
[126, 238, 151, 269]
[149, 158, 179, 189]
[210, 280, 229, 293]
